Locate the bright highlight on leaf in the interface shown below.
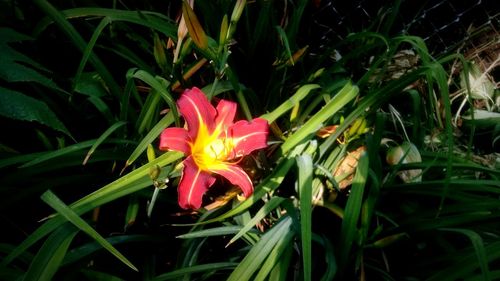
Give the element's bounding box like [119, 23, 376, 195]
[160, 87, 269, 209]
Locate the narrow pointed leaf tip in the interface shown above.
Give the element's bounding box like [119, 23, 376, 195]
[160, 87, 269, 209]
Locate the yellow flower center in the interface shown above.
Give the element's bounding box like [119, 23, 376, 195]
[191, 123, 234, 171]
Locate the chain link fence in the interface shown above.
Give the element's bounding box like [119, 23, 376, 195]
[311, 0, 499, 55]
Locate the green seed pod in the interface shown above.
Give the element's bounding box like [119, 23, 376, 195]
[147, 144, 156, 162]
[153, 33, 168, 72]
[149, 165, 161, 181]
[219, 15, 228, 45]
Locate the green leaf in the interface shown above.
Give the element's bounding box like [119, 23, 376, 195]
[0, 28, 61, 91]
[125, 112, 174, 168]
[35, 8, 177, 39]
[438, 228, 491, 281]
[315, 234, 337, 281]
[22, 223, 79, 281]
[275, 26, 294, 65]
[253, 224, 295, 281]
[177, 226, 247, 239]
[41, 190, 138, 271]
[426, 241, 500, 281]
[62, 235, 154, 266]
[73, 17, 112, 92]
[20, 139, 128, 168]
[280, 81, 359, 155]
[3, 151, 182, 266]
[297, 154, 313, 281]
[73, 72, 114, 122]
[319, 68, 428, 157]
[268, 243, 293, 281]
[227, 216, 293, 281]
[152, 263, 238, 281]
[33, 0, 123, 99]
[80, 269, 125, 281]
[338, 152, 369, 271]
[83, 121, 127, 165]
[261, 84, 320, 123]
[0, 86, 72, 138]
[227, 197, 286, 245]
[131, 69, 179, 126]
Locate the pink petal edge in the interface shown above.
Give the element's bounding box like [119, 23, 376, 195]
[177, 157, 216, 209]
[159, 127, 190, 154]
[177, 87, 217, 139]
[228, 118, 269, 158]
[210, 164, 254, 198]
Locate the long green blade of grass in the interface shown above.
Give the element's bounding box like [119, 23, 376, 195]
[275, 26, 294, 65]
[177, 226, 246, 239]
[315, 234, 337, 281]
[319, 67, 428, 157]
[125, 111, 174, 168]
[281, 81, 358, 155]
[62, 234, 156, 266]
[33, 0, 122, 99]
[20, 139, 117, 168]
[83, 121, 127, 165]
[73, 17, 112, 92]
[253, 224, 295, 281]
[227, 197, 286, 246]
[297, 154, 313, 281]
[338, 152, 369, 272]
[439, 228, 491, 281]
[2, 151, 182, 265]
[22, 223, 79, 281]
[41, 190, 138, 271]
[35, 8, 177, 39]
[132, 69, 179, 127]
[426, 241, 500, 281]
[227, 216, 293, 281]
[152, 263, 238, 281]
[261, 84, 320, 123]
[268, 243, 293, 281]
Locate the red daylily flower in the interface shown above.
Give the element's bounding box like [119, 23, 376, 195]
[159, 87, 269, 209]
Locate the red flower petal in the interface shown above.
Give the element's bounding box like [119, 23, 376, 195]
[177, 87, 216, 139]
[210, 164, 253, 198]
[178, 156, 216, 209]
[228, 118, 269, 158]
[159, 127, 190, 154]
[215, 99, 237, 129]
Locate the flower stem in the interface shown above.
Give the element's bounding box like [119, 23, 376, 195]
[147, 187, 160, 218]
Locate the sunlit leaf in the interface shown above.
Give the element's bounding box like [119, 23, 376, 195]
[227, 216, 293, 281]
[41, 190, 138, 271]
[297, 154, 313, 281]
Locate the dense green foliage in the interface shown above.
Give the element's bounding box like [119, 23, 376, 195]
[0, 0, 498, 280]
